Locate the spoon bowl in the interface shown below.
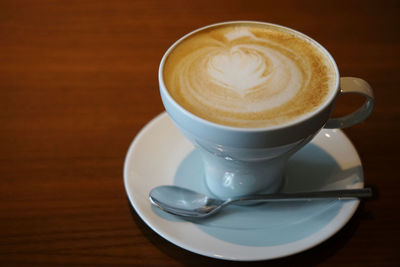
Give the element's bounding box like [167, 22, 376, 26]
[149, 185, 373, 218]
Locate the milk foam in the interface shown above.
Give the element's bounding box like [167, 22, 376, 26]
[163, 23, 336, 128]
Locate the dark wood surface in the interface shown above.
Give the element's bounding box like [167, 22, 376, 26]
[0, 0, 399, 265]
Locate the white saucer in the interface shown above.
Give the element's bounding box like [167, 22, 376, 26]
[123, 112, 364, 261]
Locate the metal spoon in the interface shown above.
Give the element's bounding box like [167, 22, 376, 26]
[149, 185, 373, 218]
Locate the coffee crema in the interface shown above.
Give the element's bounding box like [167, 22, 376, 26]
[163, 23, 337, 128]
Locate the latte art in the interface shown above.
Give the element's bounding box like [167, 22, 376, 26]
[207, 46, 271, 95]
[163, 23, 336, 128]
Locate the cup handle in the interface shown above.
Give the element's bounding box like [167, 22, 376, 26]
[324, 77, 375, 129]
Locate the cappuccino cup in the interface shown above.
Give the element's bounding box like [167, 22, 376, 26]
[159, 21, 374, 199]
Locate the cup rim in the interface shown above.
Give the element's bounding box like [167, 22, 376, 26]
[158, 20, 340, 133]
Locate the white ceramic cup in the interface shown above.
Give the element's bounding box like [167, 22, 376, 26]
[159, 21, 374, 199]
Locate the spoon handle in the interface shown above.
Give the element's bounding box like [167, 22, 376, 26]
[234, 187, 373, 202]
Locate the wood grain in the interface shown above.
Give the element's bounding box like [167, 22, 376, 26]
[0, 0, 399, 265]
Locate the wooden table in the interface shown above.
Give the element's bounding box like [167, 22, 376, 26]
[1, 0, 398, 265]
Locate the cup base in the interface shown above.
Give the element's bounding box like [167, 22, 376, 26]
[203, 159, 286, 199]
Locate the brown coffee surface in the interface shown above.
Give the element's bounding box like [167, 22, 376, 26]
[163, 22, 337, 128]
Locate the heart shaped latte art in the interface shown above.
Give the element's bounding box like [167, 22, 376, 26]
[207, 47, 270, 96]
[202, 42, 304, 106]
